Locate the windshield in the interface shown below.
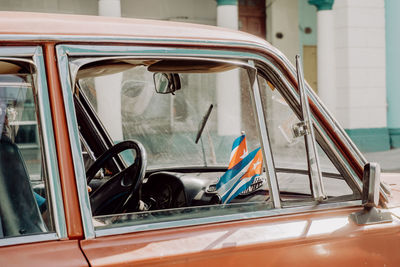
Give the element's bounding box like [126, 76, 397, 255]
[77, 60, 260, 170]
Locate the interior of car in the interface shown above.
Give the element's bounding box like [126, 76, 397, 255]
[70, 57, 360, 229]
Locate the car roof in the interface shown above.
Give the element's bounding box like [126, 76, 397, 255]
[0, 11, 273, 47]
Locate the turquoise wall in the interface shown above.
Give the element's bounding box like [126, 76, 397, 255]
[345, 128, 390, 152]
[385, 0, 400, 148]
[216, 0, 237, 6]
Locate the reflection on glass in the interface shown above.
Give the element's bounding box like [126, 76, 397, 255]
[0, 70, 53, 238]
[77, 61, 274, 228]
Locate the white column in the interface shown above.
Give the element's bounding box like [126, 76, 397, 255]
[217, 5, 238, 29]
[96, 0, 123, 141]
[98, 0, 121, 17]
[94, 75, 123, 141]
[216, 1, 241, 136]
[316, 10, 335, 115]
[333, 0, 387, 151]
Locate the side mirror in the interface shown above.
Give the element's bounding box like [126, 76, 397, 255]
[350, 162, 392, 225]
[362, 162, 380, 208]
[153, 73, 181, 94]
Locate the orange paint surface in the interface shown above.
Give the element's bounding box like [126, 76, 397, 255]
[0, 240, 88, 267]
[44, 44, 83, 239]
[81, 207, 400, 266]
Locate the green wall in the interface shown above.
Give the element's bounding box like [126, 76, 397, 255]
[385, 0, 400, 148]
[345, 128, 391, 152]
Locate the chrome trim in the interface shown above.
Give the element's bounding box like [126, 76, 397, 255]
[0, 233, 58, 247]
[0, 34, 274, 48]
[57, 44, 365, 238]
[56, 45, 96, 239]
[0, 46, 39, 56]
[60, 44, 262, 60]
[295, 55, 326, 201]
[248, 61, 281, 208]
[95, 200, 362, 237]
[32, 47, 68, 239]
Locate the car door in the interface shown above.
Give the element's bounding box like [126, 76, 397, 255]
[0, 46, 88, 266]
[56, 43, 400, 266]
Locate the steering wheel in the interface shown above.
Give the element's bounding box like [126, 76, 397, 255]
[86, 140, 147, 216]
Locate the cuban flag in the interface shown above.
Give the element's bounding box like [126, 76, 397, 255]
[228, 134, 248, 168]
[222, 148, 263, 204]
[216, 134, 263, 203]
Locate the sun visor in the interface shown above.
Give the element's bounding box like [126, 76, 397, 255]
[147, 59, 239, 73]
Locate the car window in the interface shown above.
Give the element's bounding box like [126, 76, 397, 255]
[74, 59, 273, 230]
[258, 74, 357, 203]
[66, 53, 360, 234]
[0, 61, 54, 238]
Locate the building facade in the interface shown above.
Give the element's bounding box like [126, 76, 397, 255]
[0, 0, 396, 152]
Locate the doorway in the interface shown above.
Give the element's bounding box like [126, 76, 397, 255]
[239, 0, 266, 39]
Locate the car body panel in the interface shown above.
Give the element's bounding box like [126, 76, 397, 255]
[0, 240, 88, 267]
[81, 207, 400, 266]
[0, 12, 268, 47]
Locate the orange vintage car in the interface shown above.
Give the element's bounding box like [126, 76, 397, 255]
[0, 11, 399, 267]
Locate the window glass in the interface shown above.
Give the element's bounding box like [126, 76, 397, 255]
[75, 59, 273, 230]
[73, 57, 359, 232]
[258, 74, 355, 201]
[0, 63, 54, 238]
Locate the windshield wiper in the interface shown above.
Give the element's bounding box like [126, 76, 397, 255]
[195, 104, 213, 144]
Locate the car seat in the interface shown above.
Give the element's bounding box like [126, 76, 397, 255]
[0, 135, 46, 237]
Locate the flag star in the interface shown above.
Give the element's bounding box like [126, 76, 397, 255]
[240, 149, 248, 159]
[252, 160, 261, 170]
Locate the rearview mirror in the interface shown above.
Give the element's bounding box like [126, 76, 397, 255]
[153, 73, 181, 94]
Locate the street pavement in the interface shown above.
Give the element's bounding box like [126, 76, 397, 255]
[364, 148, 400, 173]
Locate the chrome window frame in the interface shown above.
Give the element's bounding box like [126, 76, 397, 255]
[0, 46, 67, 247]
[95, 200, 360, 237]
[255, 62, 362, 195]
[56, 44, 363, 239]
